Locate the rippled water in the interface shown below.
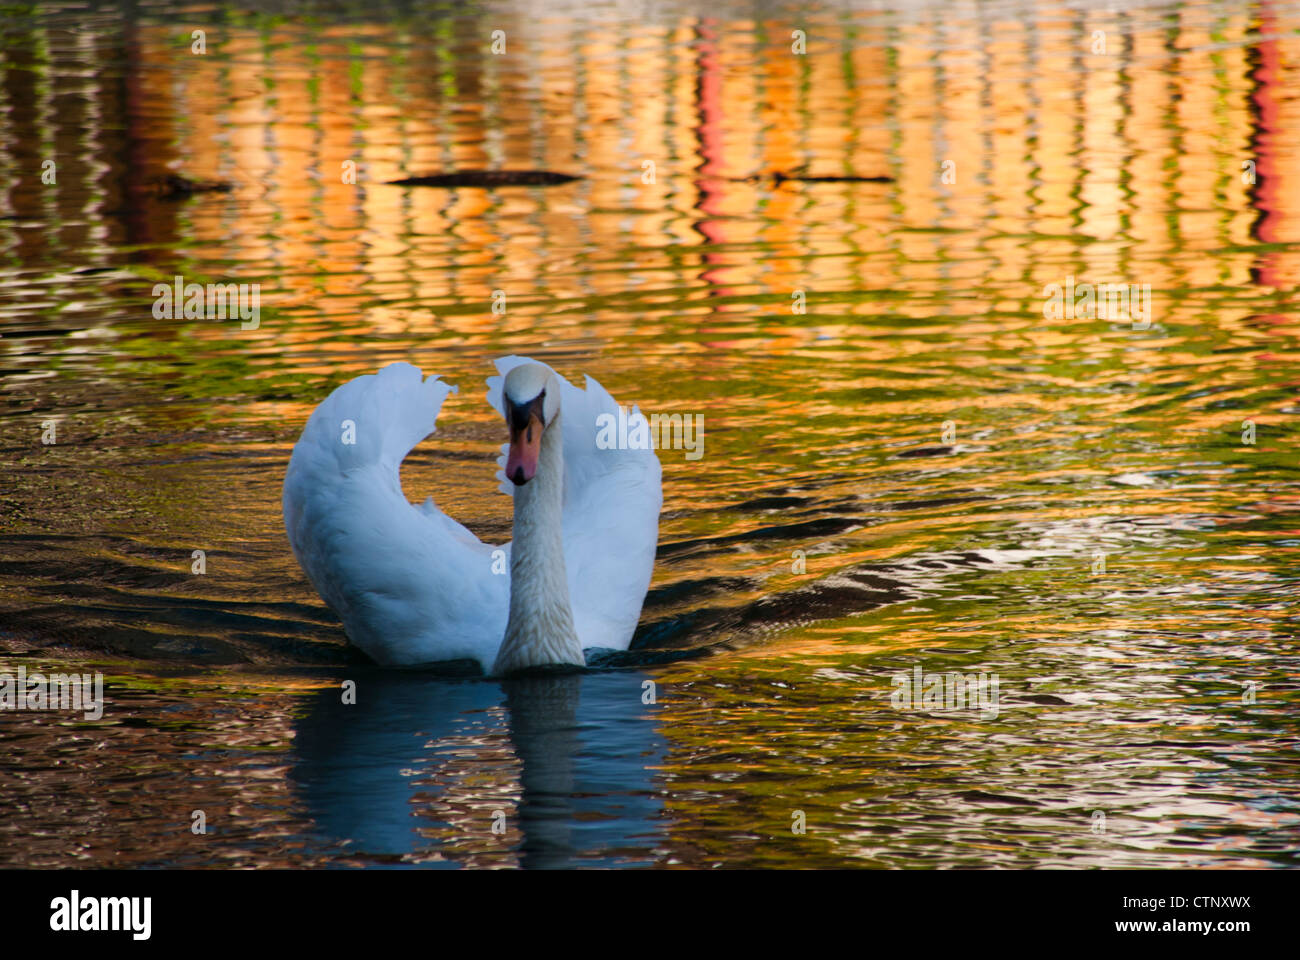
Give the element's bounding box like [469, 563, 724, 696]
[2, 0, 1299, 868]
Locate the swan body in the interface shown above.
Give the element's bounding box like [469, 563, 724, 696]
[282, 357, 662, 674]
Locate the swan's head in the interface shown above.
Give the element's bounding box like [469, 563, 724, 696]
[502, 363, 561, 486]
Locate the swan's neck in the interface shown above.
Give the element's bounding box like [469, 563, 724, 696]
[493, 413, 583, 674]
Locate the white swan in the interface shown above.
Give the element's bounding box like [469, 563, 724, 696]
[282, 357, 662, 674]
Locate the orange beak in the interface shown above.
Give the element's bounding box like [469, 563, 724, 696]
[505, 413, 543, 485]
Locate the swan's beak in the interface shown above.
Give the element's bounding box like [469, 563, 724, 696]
[505, 413, 543, 485]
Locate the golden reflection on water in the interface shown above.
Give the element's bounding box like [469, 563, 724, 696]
[1, 0, 1299, 868]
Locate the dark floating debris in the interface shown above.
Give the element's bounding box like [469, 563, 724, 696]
[894, 445, 956, 459]
[733, 169, 894, 184]
[959, 790, 1043, 807]
[148, 174, 234, 199]
[388, 169, 582, 188]
[776, 171, 894, 183]
[1018, 694, 1072, 705]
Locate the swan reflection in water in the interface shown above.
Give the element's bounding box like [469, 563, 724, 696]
[289, 667, 667, 868]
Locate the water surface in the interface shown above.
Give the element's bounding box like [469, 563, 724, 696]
[1, 0, 1299, 868]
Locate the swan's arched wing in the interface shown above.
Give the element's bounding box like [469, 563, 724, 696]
[283, 363, 508, 669]
[486, 357, 663, 651]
